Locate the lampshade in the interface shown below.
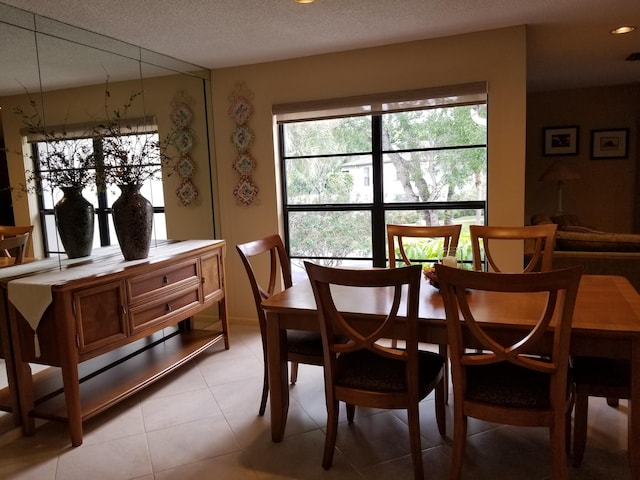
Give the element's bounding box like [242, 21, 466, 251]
[539, 161, 581, 182]
[539, 161, 580, 215]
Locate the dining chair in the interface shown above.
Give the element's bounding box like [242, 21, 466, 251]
[469, 223, 557, 272]
[470, 224, 630, 466]
[0, 233, 30, 265]
[236, 234, 325, 416]
[436, 264, 582, 480]
[387, 223, 462, 268]
[387, 222, 462, 388]
[571, 356, 630, 467]
[0, 225, 34, 258]
[305, 261, 446, 480]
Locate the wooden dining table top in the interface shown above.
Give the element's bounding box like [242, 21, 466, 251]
[262, 274, 640, 338]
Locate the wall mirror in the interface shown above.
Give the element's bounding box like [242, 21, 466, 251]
[1, 2, 216, 259]
[0, 2, 216, 436]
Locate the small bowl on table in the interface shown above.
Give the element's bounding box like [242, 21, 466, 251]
[422, 266, 440, 289]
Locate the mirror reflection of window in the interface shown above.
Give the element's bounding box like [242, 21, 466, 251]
[33, 131, 167, 257]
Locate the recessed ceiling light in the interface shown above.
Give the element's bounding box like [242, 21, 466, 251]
[611, 26, 636, 35]
[295, 0, 315, 3]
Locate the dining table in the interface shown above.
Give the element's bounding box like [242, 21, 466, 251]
[262, 273, 640, 478]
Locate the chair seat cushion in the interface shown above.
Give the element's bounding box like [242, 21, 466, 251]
[335, 349, 444, 395]
[286, 329, 324, 356]
[466, 361, 559, 409]
[572, 356, 630, 387]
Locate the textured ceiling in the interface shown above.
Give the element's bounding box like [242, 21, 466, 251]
[1, 0, 640, 92]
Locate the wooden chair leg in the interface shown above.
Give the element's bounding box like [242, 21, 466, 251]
[565, 385, 575, 454]
[435, 377, 446, 436]
[450, 408, 467, 480]
[290, 361, 299, 384]
[407, 402, 424, 480]
[572, 386, 589, 468]
[259, 361, 269, 416]
[550, 419, 569, 480]
[565, 403, 572, 454]
[346, 403, 355, 423]
[439, 343, 449, 403]
[606, 397, 620, 407]
[323, 399, 339, 469]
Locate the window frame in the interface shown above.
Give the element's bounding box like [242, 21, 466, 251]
[277, 85, 487, 270]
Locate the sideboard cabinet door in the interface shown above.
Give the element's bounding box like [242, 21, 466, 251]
[201, 249, 224, 303]
[73, 281, 128, 355]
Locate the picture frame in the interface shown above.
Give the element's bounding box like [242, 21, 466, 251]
[591, 128, 629, 159]
[543, 126, 579, 156]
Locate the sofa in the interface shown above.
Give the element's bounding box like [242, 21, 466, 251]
[530, 214, 640, 293]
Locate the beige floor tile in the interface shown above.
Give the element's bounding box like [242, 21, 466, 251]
[584, 397, 629, 453]
[146, 415, 240, 471]
[210, 377, 268, 416]
[359, 443, 453, 480]
[221, 408, 274, 449]
[81, 395, 145, 446]
[198, 349, 264, 387]
[331, 410, 418, 468]
[243, 429, 363, 479]
[0, 456, 58, 480]
[140, 387, 221, 432]
[153, 451, 259, 480]
[138, 362, 209, 400]
[0, 419, 71, 463]
[56, 433, 152, 480]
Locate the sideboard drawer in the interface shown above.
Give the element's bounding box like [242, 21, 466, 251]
[127, 259, 199, 305]
[128, 284, 201, 334]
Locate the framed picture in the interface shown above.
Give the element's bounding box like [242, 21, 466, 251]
[591, 129, 629, 159]
[543, 126, 579, 156]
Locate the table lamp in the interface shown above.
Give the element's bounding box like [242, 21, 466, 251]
[539, 161, 580, 216]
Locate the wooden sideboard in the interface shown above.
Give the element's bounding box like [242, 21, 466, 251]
[0, 240, 228, 446]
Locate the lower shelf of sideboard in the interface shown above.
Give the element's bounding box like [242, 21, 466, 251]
[28, 327, 225, 423]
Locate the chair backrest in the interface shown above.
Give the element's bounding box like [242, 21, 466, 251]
[0, 225, 34, 257]
[236, 235, 293, 332]
[469, 224, 557, 272]
[305, 261, 422, 381]
[387, 224, 462, 268]
[0, 233, 30, 265]
[436, 264, 582, 410]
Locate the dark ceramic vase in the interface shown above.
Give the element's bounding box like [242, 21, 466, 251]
[112, 184, 153, 261]
[54, 186, 95, 258]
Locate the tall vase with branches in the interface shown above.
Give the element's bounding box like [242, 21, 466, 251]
[97, 86, 177, 260]
[13, 99, 96, 258]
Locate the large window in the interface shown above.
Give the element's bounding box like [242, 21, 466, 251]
[277, 84, 487, 279]
[32, 132, 167, 256]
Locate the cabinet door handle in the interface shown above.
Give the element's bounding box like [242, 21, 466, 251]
[166, 303, 172, 312]
[163, 275, 169, 284]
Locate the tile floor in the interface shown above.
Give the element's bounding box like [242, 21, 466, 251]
[0, 322, 632, 479]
